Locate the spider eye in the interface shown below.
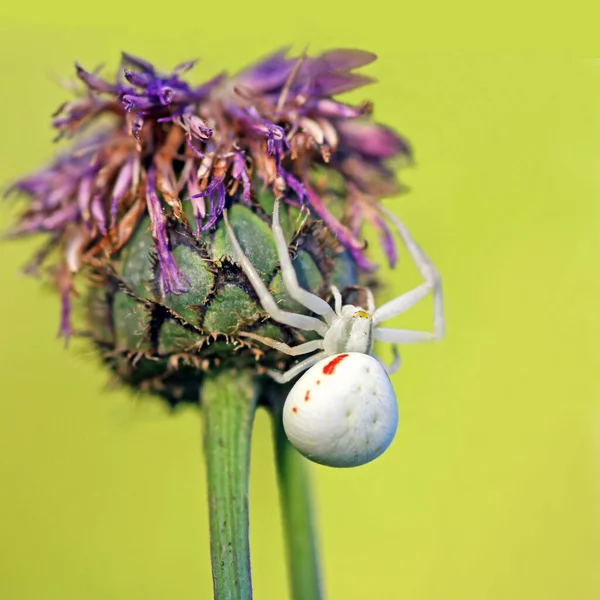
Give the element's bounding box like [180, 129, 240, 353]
[354, 310, 370, 319]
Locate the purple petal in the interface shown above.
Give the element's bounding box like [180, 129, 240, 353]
[77, 173, 94, 221]
[90, 194, 107, 235]
[305, 184, 377, 271]
[190, 197, 206, 235]
[123, 68, 155, 88]
[42, 204, 79, 232]
[112, 159, 133, 203]
[46, 183, 74, 209]
[179, 113, 213, 141]
[316, 49, 377, 72]
[13, 211, 56, 235]
[158, 85, 189, 105]
[232, 152, 251, 204]
[122, 94, 155, 111]
[199, 177, 226, 231]
[58, 273, 72, 343]
[235, 47, 294, 92]
[146, 168, 187, 294]
[173, 59, 198, 74]
[185, 137, 206, 158]
[282, 170, 307, 203]
[110, 159, 134, 226]
[252, 120, 288, 174]
[376, 216, 398, 268]
[337, 121, 411, 159]
[216, 182, 226, 214]
[310, 98, 366, 119]
[200, 196, 217, 230]
[309, 72, 375, 96]
[184, 174, 206, 235]
[75, 63, 115, 93]
[121, 52, 156, 74]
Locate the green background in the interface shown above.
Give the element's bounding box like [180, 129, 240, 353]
[1, 2, 599, 599]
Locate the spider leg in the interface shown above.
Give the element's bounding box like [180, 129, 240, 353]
[330, 285, 343, 315]
[238, 331, 324, 356]
[223, 210, 328, 337]
[267, 351, 328, 384]
[374, 328, 435, 344]
[374, 345, 401, 375]
[372, 207, 445, 339]
[272, 199, 336, 324]
[365, 287, 375, 314]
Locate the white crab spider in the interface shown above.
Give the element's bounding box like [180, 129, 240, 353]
[223, 199, 444, 468]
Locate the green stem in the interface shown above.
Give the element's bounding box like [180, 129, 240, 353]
[271, 387, 324, 600]
[202, 370, 258, 600]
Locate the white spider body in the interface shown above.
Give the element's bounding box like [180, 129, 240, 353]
[223, 199, 444, 467]
[283, 353, 398, 468]
[322, 306, 374, 356]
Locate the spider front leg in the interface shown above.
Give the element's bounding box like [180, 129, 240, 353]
[238, 331, 324, 356]
[266, 351, 328, 384]
[374, 328, 435, 344]
[223, 209, 328, 337]
[271, 199, 336, 324]
[330, 285, 343, 316]
[366, 287, 375, 314]
[372, 207, 445, 340]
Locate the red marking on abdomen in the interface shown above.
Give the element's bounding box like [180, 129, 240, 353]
[304, 390, 310, 402]
[316, 380, 321, 385]
[322, 353, 349, 375]
[292, 407, 298, 414]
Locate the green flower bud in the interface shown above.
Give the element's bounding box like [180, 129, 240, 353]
[84, 191, 358, 405]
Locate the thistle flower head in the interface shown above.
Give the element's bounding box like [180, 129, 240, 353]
[6, 47, 411, 403]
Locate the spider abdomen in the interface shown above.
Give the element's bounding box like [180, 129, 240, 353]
[283, 352, 398, 468]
